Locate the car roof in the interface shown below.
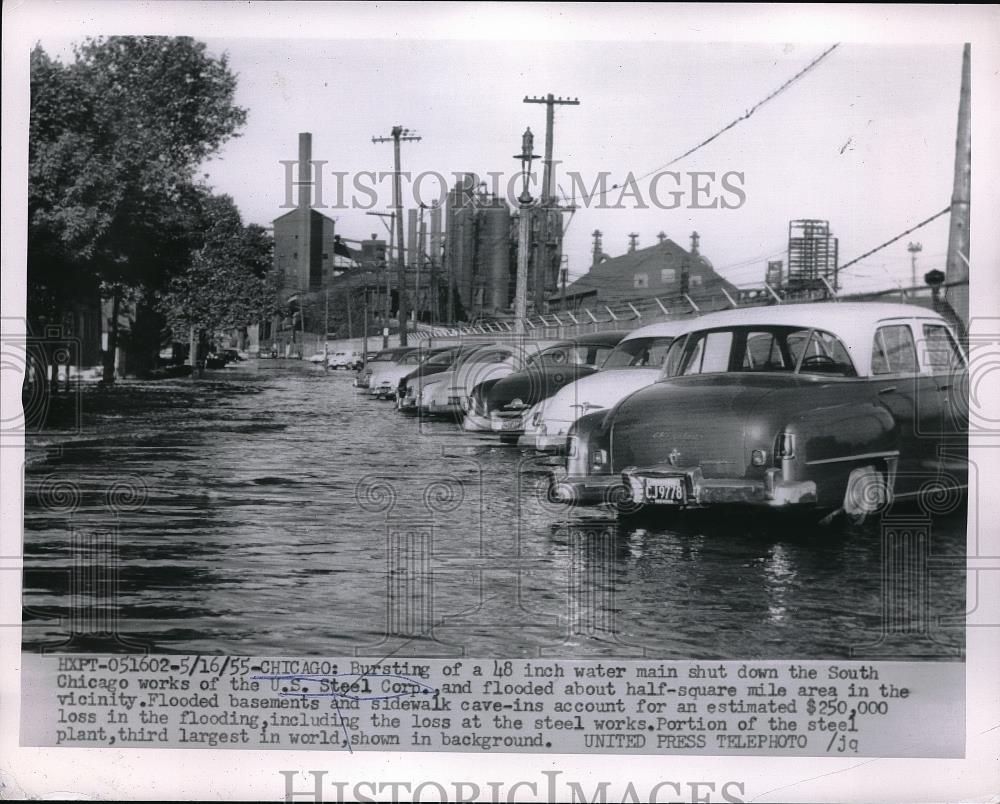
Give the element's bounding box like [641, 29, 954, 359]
[674, 301, 955, 377]
[546, 331, 629, 348]
[621, 318, 700, 341]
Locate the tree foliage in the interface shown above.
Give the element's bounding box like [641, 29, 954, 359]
[159, 193, 281, 334]
[28, 36, 248, 321]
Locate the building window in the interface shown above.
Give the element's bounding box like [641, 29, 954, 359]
[323, 253, 329, 259]
[634, 273, 648, 289]
[690, 275, 704, 287]
[660, 268, 676, 284]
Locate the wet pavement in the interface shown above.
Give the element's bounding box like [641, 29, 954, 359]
[21, 360, 966, 659]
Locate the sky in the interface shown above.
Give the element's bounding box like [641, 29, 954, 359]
[43, 36, 966, 295]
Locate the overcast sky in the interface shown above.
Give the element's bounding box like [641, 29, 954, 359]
[42, 35, 966, 294]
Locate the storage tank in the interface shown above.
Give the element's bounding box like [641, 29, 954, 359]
[480, 201, 512, 313]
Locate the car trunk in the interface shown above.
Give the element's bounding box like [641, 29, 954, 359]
[610, 376, 783, 478]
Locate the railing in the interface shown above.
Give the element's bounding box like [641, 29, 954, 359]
[349, 278, 968, 349]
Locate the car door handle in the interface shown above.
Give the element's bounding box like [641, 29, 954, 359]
[878, 386, 897, 395]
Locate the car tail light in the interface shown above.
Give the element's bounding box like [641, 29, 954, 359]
[590, 448, 608, 472]
[776, 432, 796, 460]
[751, 449, 767, 467]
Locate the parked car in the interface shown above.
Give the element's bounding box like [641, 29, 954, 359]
[368, 346, 453, 399]
[329, 349, 363, 370]
[518, 320, 694, 451]
[550, 302, 968, 521]
[463, 331, 627, 439]
[418, 341, 558, 418]
[397, 345, 481, 413]
[354, 347, 417, 388]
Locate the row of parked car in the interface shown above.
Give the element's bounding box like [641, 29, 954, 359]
[349, 301, 969, 522]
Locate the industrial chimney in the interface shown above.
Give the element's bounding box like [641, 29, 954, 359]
[298, 133, 312, 209]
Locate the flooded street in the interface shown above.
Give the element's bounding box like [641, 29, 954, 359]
[22, 360, 966, 660]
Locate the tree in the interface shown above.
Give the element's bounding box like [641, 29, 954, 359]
[159, 193, 281, 367]
[28, 37, 248, 382]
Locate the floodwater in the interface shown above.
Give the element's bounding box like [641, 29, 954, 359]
[22, 360, 966, 660]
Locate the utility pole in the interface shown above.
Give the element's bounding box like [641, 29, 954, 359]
[513, 127, 540, 335]
[523, 94, 580, 311]
[323, 289, 330, 371]
[907, 242, 923, 289]
[345, 286, 353, 340]
[361, 278, 369, 366]
[945, 43, 971, 330]
[416, 204, 427, 326]
[366, 210, 395, 349]
[373, 126, 421, 346]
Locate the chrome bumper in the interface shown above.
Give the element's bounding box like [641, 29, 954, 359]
[548, 473, 622, 507]
[620, 466, 817, 508]
[462, 412, 492, 432]
[519, 431, 568, 452]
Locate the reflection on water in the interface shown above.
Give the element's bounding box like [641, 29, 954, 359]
[22, 361, 966, 659]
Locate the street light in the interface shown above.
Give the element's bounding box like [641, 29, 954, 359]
[513, 127, 539, 335]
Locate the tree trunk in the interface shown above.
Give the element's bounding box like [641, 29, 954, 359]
[189, 325, 200, 379]
[102, 289, 120, 385]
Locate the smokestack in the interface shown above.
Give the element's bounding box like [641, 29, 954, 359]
[298, 133, 312, 209]
[657, 231, 667, 245]
[591, 229, 603, 267]
[690, 231, 700, 256]
[430, 202, 442, 323]
[628, 233, 639, 253]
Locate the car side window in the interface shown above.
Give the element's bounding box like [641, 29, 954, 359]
[872, 324, 918, 375]
[742, 331, 787, 371]
[922, 324, 966, 372]
[681, 331, 733, 375]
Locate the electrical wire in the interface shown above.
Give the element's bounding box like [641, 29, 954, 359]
[593, 43, 841, 202]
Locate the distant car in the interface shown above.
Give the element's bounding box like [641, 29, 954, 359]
[518, 320, 693, 451]
[551, 302, 968, 522]
[329, 349, 363, 370]
[396, 345, 482, 413]
[354, 347, 416, 388]
[418, 341, 559, 418]
[307, 352, 327, 364]
[367, 346, 452, 399]
[463, 331, 627, 440]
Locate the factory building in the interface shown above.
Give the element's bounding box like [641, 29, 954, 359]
[272, 133, 340, 295]
[550, 230, 738, 310]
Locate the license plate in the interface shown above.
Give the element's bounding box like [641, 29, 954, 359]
[642, 476, 686, 504]
[491, 416, 521, 432]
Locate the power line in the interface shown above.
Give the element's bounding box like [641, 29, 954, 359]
[838, 206, 951, 273]
[594, 43, 841, 201]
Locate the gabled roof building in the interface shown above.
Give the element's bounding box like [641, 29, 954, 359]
[550, 231, 738, 311]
